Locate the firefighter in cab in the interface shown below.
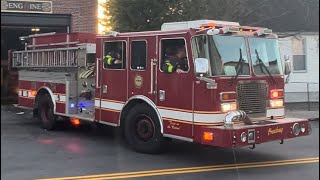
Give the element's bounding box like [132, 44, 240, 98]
[162, 46, 188, 74]
[104, 50, 123, 69]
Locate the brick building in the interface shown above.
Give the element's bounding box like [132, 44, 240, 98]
[51, 0, 98, 33]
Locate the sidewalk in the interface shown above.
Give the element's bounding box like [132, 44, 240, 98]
[285, 102, 319, 121]
[285, 110, 319, 121]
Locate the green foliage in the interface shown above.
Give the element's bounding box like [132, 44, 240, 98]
[109, 0, 168, 32]
[108, 0, 319, 32]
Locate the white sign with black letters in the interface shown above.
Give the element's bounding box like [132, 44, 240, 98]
[1, 0, 53, 14]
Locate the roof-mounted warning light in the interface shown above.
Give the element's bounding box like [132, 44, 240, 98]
[221, 26, 240, 33]
[104, 31, 119, 37]
[207, 26, 240, 35]
[200, 23, 216, 29]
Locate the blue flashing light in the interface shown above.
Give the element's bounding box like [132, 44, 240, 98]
[79, 102, 85, 108]
[78, 101, 94, 108]
[70, 103, 75, 108]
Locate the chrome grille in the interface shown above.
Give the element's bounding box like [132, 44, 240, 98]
[237, 82, 267, 114]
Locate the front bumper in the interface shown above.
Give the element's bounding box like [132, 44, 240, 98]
[198, 118, 311, 148]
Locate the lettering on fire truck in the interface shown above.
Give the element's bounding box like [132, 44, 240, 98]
[268, 127, 284, 136]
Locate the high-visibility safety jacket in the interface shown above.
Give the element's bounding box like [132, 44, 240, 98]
[105, 54, 115, 65]
[104, 54, 123, 69]
[162, 57, 188, 73]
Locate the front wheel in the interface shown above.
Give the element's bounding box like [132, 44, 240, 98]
[124, 104, 166, 154]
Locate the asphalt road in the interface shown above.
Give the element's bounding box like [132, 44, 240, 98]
[1, 105, 319, 180]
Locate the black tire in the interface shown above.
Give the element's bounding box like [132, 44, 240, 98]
[124, 104, 166, 154]
[38, 94, 57, 130]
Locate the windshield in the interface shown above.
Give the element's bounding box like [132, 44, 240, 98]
[192, 35, 250, 76]
[248, 38, 283, 75]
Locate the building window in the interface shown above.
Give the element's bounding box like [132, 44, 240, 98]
[104, 41, 126, 70]
[131, 41, 147, 70]
[292, 55, 306, 71]
[292, 37, 306, 71]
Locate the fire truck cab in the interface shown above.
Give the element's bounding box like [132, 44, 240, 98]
[12, 20, 311, 154]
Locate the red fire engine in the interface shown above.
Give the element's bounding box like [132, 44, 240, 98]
[11, 20, 312, 154]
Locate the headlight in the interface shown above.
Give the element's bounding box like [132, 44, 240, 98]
[292, 123, 301, 136]
[269, 99, 283, 108]
[240, 132, 247, 142]
[221, 102, 237, 113]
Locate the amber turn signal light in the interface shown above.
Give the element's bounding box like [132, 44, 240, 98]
[203, 132, 214, 141]
[220, 92, 236, 101]
[71, 118, 81, 126]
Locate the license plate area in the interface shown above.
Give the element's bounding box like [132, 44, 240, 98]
[247, 129, 255, 144]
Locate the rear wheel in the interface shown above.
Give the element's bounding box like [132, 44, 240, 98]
[124, 104, 166, 154]
[38, 94, 57, 130]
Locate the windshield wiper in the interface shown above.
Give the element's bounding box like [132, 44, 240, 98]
[255, 49, 277, 85]
[230, 48, 245, 85]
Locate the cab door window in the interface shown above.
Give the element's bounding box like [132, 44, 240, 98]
[131, 41, 147, 70]
[160, 39, 189, 73]
[104, 41, 126, 69]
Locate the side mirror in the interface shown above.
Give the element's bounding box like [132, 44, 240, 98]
[194, 58, 210, 77]
[284, 55, 292, 75]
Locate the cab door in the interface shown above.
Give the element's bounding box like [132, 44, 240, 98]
[156, 35, 194, 139]
[99, 38, 128, 125]
[127, 36, 157, 102]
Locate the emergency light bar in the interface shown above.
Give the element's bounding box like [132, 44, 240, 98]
[161, 20, 273, 36]
[206, 25, 273, 36]
[161, 20, 240, 31]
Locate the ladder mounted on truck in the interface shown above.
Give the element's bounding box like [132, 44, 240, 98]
[11, 32, 96, 69]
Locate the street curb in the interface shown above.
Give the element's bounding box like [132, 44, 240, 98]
[308, 118, 319, 121]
